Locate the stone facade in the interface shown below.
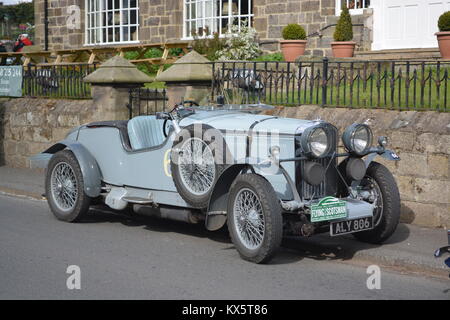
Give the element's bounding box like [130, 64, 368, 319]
[34, 0, 86, 51]
[254, 1, 373, 56]
[34, 0, 184, 51]
[34, 0, 373, 56]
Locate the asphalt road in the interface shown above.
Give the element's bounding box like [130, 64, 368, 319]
[0, 194, 448, 300]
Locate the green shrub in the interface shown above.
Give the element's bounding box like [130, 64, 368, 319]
[191, 30, 226, 61]
[282, 24, 306, 40]
[252, 52, 284, 61]
[334, 6, 353, 41]
[438, 11, 450, 31]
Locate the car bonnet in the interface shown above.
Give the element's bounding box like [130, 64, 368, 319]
[179, 110, 317, 135]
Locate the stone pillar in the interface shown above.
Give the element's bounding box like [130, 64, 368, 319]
[84, 56, 152, 121]
[155, 51, 212, 107]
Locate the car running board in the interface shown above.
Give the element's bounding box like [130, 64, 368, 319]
[122, 196, 153, 204]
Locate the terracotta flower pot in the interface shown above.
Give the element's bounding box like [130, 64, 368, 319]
[436, 31, 450, 59]
[280, 40, 307, 62]
[331, 41, 356, 58]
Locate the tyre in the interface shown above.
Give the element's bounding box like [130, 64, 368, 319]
[227, 174, 283, 263]
[171, 125, 227, 208]
[45, 150, 91, 222]
[352, 162, 400, 244]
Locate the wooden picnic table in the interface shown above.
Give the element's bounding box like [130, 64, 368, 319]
[0, 41, 191, 76]
[22, 51, 53, 66]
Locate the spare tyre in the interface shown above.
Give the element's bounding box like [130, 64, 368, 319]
[170, 124, 228, 208]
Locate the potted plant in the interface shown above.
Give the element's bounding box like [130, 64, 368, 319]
[332, 6, 356, 58]
[280, 24, 307, 62]
[436, 11, 450, 59]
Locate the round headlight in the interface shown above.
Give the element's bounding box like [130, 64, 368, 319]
[343, 124, 373, 155]
[301, 126, 330, 158]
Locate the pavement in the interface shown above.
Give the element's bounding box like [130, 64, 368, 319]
[0, 165, 449, 280]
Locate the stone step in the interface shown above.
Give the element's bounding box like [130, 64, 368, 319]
[355, 48, 441, 60]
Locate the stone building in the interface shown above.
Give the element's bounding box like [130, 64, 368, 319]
[34, 0, 448, 56]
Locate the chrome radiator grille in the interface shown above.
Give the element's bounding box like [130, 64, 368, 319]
[295, 125, 339, 200]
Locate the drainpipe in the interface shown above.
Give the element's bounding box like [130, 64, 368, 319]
[44, 0, 49, 51]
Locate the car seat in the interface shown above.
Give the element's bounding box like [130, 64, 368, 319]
[127, 115, 166, 150]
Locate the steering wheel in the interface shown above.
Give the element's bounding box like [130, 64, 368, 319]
[161, 101, 199, 137]
[180, 100, 199, 107]
[163, 118, 172, 138]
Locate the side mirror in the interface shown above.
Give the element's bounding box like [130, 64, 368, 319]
[156, 112, 170, 120]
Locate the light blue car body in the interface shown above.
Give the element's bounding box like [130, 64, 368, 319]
[33, 104, 399, 231]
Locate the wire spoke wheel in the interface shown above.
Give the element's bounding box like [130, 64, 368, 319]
[233, 188, 265, 250]
[50, 162, 78, 212]
[227, 174, 283, 263]
[178, 137, 216, 196]
[352, 162, 400, 245]
[361, 176, 384, 227]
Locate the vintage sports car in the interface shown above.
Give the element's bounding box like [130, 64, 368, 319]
[34, 102, 401, 263]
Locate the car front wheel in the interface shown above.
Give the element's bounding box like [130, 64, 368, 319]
[353, 162, 400, 244]
[227, 174, 283, 264]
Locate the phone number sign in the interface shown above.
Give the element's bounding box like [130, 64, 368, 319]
[0, 66, 23, 97]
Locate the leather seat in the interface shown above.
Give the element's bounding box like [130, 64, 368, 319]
[127, 115, 166, 150]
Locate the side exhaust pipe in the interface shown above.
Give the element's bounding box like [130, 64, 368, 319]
[133, 204, 203, 224]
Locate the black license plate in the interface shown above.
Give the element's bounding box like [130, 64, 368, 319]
[330, 216, 373, 236]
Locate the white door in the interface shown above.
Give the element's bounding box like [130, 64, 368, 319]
[372, 0, 450, 50]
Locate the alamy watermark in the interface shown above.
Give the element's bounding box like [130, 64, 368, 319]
[366, 265, 381, 290]
[67, 5, 81, 30]
[66, 265, 81, 290]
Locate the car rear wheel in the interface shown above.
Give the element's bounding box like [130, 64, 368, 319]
[45, 150, 91, 222]
[353, 162, 400, 244]
[227, 174, 283, 263]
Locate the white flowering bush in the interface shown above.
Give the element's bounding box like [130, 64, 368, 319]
[216, 22, 261, 61]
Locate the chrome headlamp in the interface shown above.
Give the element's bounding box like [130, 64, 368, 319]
[342, 124, 373, 156]
[300, 126, 331, 158]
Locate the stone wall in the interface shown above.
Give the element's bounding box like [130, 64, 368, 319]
[272, 105, 450, 229]
[34, 0, 373, 56]
[0, 98, 101, 168]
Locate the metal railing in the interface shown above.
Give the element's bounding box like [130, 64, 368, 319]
[212, 59, 450, 112]
[22, 64, 98, 99]
[127, 87, 168, 119]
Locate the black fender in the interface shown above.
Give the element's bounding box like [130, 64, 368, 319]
[43, 140, 102, 198]
[205, 164, 251, 231]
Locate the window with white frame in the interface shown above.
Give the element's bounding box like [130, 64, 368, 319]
[183, 0, 253, 38]
[335, 0, 371, 15]
[85, 0, 139, 45]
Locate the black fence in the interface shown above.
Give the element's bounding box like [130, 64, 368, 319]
[22, 64, 98, 99]
[212, 59, 450, 112]
[127, 87, 168, 119]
